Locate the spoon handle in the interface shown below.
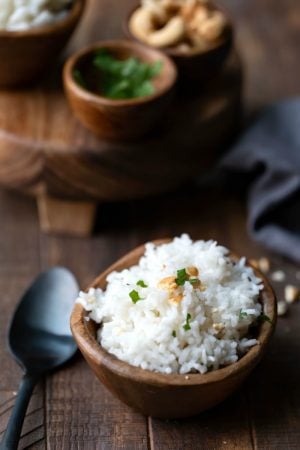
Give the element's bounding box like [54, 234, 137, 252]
[0, 373, 40, 450]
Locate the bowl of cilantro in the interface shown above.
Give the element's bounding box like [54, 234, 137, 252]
[63, 40, 177, 141]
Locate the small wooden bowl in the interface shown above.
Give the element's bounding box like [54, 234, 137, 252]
[71, 240, 277, 419]
[63, 40, 177, 141]
[0, 0, 85, 88]
[125, 4, 233, 83]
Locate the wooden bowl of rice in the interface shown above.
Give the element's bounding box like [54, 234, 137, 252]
[0, 0, 85, 88]
[71, 239, 277, 419]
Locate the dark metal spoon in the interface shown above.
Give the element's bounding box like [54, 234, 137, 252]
[0, 267, 78, 450]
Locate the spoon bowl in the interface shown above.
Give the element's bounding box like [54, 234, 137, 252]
[1, 267, 78, 450]
[9, 267, 78, 373]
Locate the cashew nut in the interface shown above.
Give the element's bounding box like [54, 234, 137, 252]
[198, 12, 227, 41]
[157, 276, 177, 291]
[130, 1, 227, 52]
[186, 32, 207, 51]
[147, 15, 185, 47]
[188, 6, 209, 31]
[129, 7, 185, 48]
[129, 7, 157, 42]
[142, 1, 170, 23]
[181, 0, 205, 22]
[186, 266, 199, 277]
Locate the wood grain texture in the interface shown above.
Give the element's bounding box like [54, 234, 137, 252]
[0, 55, 241, 201]
[149, 393, 253, 450]
[0, 190, 45, 449]
[0, 0, 300, 448]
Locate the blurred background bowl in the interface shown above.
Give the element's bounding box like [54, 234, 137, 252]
[125, 3, 234, 84]
[63, 40, 177, 141]
[0, 0, 85, 88]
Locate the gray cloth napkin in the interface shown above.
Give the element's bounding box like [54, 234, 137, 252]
[220, 98, 300, 263]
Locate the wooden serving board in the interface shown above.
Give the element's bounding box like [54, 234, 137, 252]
[0, 0, 242, 236]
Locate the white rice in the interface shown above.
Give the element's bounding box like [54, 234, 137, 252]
[0, 0, 72, 31]
[77, 235, 263, 375]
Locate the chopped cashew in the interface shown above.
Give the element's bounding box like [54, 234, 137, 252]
[212, 322, 224, 337]
[271, 270, 286, 282]
[157, 276, 177, 291]
[169, 293, 184, 304]
[284, 285, 300, 304]
[277, 301, 288, 317]
[187, 266, 199, 277]
[213, 323, 224, 332]
[258, 257, 270, 273]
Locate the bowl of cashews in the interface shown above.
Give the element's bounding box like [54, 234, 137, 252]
[126, 0, 233, 82]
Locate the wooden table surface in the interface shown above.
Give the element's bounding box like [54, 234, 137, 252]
[1, 0, 300, 449]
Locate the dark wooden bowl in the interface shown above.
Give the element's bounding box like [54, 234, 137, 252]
[71, 240, 277, 419]
[124, 4, 234, 84]
[63, 40, 178, 141]
[0, 0, 85, 88]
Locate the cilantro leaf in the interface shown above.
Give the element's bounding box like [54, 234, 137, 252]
[239, 309, 248, 320]
[149, 60, 163, 77]
[133, 80, 154, 98]
[73, 69, 86, 88]
[91, 49, 163, 100]
[183, 313, 192, 331]
[258, 313, 272, 324]
[129, 290, 142, 304]
[176, 268, 189, 286]
[137, 280, 148, 288]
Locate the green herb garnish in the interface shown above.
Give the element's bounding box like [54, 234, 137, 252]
[183, 313, 192, 331]
[129, 289, 142, 304]
[89, 49, 163, 100]
[175, 268, 189, 286]
[189, 278, 200, 285]
[172, 330, 177, 338]
[137, 280, 148, 288]
[239, 309, 248, 320]
[258, 313, 272, 324]
[73, 69, 87, 88]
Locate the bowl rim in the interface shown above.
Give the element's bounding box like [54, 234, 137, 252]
[71, 238, 277, 387]
[63, 39, 178, 107]
[124, 2, 234, 60]
[0, 0, 85, 38]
